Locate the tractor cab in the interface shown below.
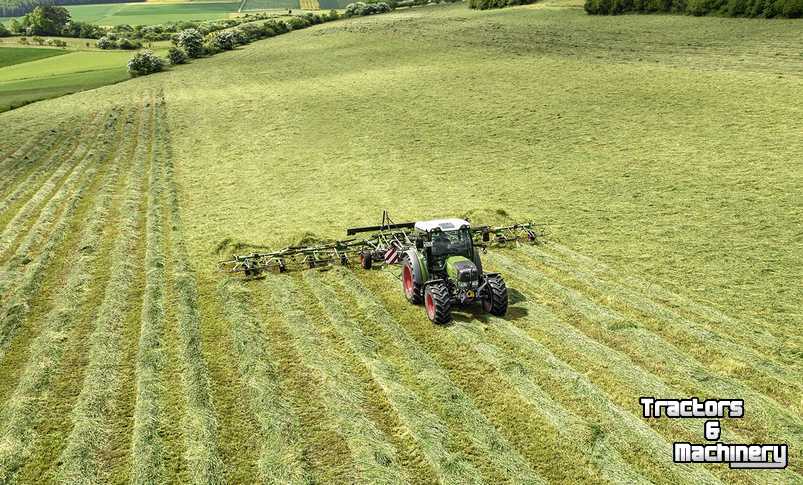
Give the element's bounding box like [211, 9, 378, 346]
[402, 218, 508, 324]
[413, 219, 476, 270]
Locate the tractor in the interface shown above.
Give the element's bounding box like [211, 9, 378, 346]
[398, 219, 508, 325]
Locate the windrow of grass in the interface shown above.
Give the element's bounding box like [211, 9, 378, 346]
[0, 105, 132, 483]
[0, 121, 79, 210]
[158, 96, 224, 485]
[0, 119, 94, 255]
[377, 267, 692, 484]
[263, 273, 412, 484]
[487, 253, 803, 479]
[0, 109, 124, 368]
[544, 242, 801, 369]
[55, 100, 150, 484]
[307, 268, 544, 484]
[217, 279, 310, 483]
[356, 268, 650, 483]
[129, 97, 170, 485]
[514, 244, 803, 410]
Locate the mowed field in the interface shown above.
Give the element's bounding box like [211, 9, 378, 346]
[0, 2, 802, 483]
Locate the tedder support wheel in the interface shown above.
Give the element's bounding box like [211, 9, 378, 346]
[424, 282, 452, 325]
[360, 251, 372, 270]
[482, 274, 508, 317]
[401, 259, 423, 304]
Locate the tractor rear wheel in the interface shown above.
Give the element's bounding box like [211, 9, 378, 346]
[402, 260, 422, 304]
[360, 251, 372, 270]
[424, 282, 452, 325]
[482, 274, 508, 317]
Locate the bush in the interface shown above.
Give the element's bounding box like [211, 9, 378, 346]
[127, 49, 163, 76]
[345, 1, 393, 15]
[175, 28, 204, 58]
[167, 46, 188, 64]
[96, 36, 116, 49]
[46, 38, 67, 47]
[118, 38, 141, 50]
[208, 30, 238, 51]
[586, 0, 802, 14]
[468, 0, 532, 9]
[0, 23, 11, 38]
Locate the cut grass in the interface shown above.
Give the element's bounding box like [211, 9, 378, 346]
[55, 101, 149, 484]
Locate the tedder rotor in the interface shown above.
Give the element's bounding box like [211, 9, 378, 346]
[219, 211, 542, 324]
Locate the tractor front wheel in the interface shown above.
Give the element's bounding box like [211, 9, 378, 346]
[482, 274, 508, 317]
[402, 260, 422, 304]
[360, 251, 372, 270]
[424, 283, 452, 325]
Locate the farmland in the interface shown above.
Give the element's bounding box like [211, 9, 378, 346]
[65, 1, 243, 25]
[0, 44, 169, 112]
[0, 1, 801, 483]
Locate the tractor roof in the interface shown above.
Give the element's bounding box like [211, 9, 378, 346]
[414, 218, 470, 232]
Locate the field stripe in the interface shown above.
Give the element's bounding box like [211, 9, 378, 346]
[518, 244, 803, 402]
[0, 110, 125, 369]
[544, 243, 801, 364]
[301, 269, 485, 484]
[0, 123, 81, 214]
[0, 123, 75, 197]
[218, 279, 313, 483]
[0, 120, 91, 254]
[158, 97, 225, 484]
[130, 98, 170, 484]
[265, 273, 412, 483]
[320, 268, 545, 484]
[55, 101, 150, 484]
[0, 106, 132, 483]
[489, 253, 803, 476]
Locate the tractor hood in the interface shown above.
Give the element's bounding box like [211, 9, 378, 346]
[446, 256, 479, 283]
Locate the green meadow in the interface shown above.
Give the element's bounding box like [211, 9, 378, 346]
[65, 1, 243, 25]
[0, 1, 800, 483]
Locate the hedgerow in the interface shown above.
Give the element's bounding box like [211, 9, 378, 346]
[467, 0, 537, 9]
[584, 0, 802, 16]
[345, 1, 392, 16]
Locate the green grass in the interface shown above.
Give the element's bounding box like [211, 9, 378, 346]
[66, 1, 242, 25]
[0, 2, 801, 482]
[0, 48, 169, 112]
[0, 46, 68, 68]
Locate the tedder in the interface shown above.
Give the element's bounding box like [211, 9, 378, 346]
[220, 212, 541, 325]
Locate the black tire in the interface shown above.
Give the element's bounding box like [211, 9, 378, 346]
[401, 259, 422, 304]
[482, 274, 508, 317]
[424, 282, 452, 325]
[360, 251, 372, 270]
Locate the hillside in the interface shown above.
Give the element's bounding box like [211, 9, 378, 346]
[0, 2, 801, 482]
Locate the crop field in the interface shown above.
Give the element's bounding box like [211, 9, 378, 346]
[0, 47, 68, 69]
[64, 1, 242, 25]
[0, 1, 801, 483]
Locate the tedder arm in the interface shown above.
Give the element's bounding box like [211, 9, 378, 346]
[219, 212, 542, 278]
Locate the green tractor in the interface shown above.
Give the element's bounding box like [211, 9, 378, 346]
[400, 219, 508, 325]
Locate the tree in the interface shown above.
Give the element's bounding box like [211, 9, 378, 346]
[174, 28, 204, 58]
[0, 23, 10, 38]
[21, 6, 71, 36]
[127, 50, 163, 76]
[167, 46, 188, 65]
